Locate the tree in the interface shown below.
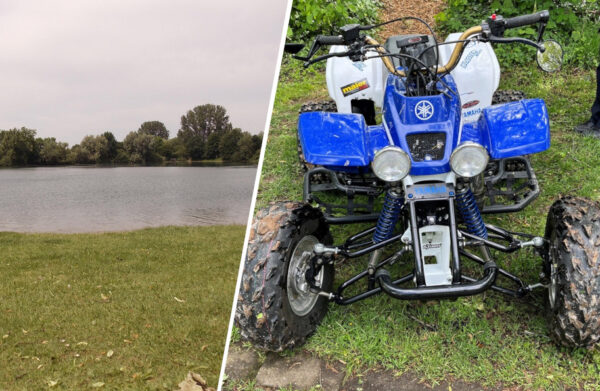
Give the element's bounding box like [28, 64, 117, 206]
[251, 132, 263, 153]
[37, 137, 69, 165]
[160, 138, 186, 161]
[179, 104, 232, 141]
[80, 134, 110, 164]
[123, 131, 163, 164]
[232, 132, 255, 162]
[184, 135, 205, 160]
[0, 127, 38, 166]
[219, 128, 242, 161]
[102, 131, 119, 161]
[139, 121, 169, 139]
[204, 132, 222, 160]
[69, 144, 92, 164]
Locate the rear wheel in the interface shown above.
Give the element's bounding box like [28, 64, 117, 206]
[544, 196, 600, 348]
[235, 202, 333, 351]
[492, 89, 526, 104]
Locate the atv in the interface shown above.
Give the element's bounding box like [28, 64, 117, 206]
[236, 11, 600, 351]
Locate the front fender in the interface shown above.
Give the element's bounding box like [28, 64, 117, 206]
[298, 112, 388, 167]
[477, 99, 550, 159]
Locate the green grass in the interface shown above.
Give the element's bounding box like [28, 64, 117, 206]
[0, 225, 244, 390]
[249, 61, 600, 390]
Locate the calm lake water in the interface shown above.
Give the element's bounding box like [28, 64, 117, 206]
[0, 166, 257, 233]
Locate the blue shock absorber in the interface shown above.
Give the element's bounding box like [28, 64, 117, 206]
[455, 187, 488, 239]
[373, 190, 404, 243]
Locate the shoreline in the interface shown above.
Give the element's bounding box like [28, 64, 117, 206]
[0, 223, 246, 235]
[0, 162, 258, 169]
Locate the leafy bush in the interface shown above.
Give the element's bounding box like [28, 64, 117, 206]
[287, 0, 380, 41]
[436, 0, 600, 69]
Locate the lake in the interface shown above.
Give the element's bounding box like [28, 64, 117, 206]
[0, 166, 257, 233]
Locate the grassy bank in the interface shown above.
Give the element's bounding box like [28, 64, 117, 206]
[243, 62, 600, 390]
[0, 225, 244, 390]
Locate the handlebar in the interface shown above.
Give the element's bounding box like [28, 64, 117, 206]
[297, 10, 549, 76]
[504, 10, 549, 30]
[315, 35, 345, 46]
[368, 26, 483, 77]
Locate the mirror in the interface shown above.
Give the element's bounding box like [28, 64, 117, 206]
[537, 40, 563, 73]
[284, 43, 305, 54]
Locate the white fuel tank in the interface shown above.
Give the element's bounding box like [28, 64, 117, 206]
[438, 33, 501, 123]
[326, 45, 385, 114]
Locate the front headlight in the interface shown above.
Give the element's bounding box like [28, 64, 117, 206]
[450, 142, 489, 178]
[371, 146, 411, 182]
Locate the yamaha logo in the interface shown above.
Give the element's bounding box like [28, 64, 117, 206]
[415, 100, 434, 121]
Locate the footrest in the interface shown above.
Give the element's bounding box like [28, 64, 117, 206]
[303, 167, 383, 224]
[481, 156, 539, 214]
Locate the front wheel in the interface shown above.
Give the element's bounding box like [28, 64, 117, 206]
[544, 196, 600, 348]
[235, 202, 333, 351]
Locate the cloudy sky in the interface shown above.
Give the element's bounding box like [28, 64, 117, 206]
[0, 0, 289, 145]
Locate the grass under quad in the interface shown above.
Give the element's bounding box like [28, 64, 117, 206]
[246, 61, 600, 390]
[0, 225, 244, 390]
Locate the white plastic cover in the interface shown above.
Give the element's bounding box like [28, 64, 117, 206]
[420, 225, 453, 286]
[326, 45, 385, 114]
[438, 33, 501, 124]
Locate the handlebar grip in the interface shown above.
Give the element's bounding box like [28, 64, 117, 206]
[316, 35, 346, 45]
[504, 10, 549, 29]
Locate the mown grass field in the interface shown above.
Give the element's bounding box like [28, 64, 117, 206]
[0, 225, 244, 390]
[238, 61, 600, 390]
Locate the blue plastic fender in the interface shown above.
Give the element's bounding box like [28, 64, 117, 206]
[478, 99, 550, 159]
[298, 112, 389, 167]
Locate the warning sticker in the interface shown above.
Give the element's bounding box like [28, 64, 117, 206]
[341, 78, 369, 97]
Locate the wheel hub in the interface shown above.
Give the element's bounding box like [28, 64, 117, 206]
[287, 235, 323, 316]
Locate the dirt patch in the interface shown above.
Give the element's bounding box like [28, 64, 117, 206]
[379, 0, 446, 38]
[225, 343, 497, 391]
[175, 372, 215, 391]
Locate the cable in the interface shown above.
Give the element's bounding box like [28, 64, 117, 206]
[366, 16, 439, 75]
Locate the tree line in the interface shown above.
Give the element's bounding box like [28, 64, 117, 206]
[0, 104, 262, 166]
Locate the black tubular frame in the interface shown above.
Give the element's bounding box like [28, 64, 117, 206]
[310, 189, 542, 304]
[303, 167, 382, 224]
[303, 157, 540, 224]
[481, 156, 540, 214]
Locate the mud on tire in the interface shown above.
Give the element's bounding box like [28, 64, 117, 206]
[235, 202, 333, 351]
[544, 196, 600, 348]
[492, 89, 526, 105]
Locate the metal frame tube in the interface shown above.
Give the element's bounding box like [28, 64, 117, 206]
[376, 263, 497, 300]
[408, 201, 426, 286]
[447, 198, 461, 284]
[337, 273, 414, 305]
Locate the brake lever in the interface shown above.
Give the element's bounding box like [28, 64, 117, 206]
[293, 37, 324, 63]
[302, 50, 359, 68]
[486, 35, 544, 52]
[536, 21, 547, 44]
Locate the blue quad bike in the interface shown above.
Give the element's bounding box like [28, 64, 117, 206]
[236, 11, 600, 351]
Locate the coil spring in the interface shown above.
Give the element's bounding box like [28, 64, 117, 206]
[373, 190, 404, 243]
[455, 187, 488, 239]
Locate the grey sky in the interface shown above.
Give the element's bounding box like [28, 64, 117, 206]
[0, 0, 289, 145]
